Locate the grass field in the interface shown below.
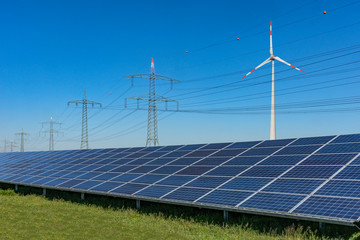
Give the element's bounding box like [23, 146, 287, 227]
[0, 187, 359, 240]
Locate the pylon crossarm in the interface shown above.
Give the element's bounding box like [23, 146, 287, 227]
[123, 74, 180, 82]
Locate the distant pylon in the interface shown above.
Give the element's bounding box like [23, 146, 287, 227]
[3, 138, 9, 152]
[124, 58, 180, 147]
[68, 89, 102, 149]
[41, 115, 62, 151]
[15, 129, 29, 152]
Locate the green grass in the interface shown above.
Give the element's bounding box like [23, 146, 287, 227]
[0, 188, 359, 240]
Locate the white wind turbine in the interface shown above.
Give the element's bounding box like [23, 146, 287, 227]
[242, 21, 305, 140]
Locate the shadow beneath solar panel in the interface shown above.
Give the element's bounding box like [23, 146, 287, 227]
[0, 183, 358, 239]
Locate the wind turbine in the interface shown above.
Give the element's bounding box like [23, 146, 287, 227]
[242, 21, 305, 140]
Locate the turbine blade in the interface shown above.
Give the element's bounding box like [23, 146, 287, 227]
[275, 56, 305, 73]
[270, 20, 273, 55]
[242, 58, 271, 79]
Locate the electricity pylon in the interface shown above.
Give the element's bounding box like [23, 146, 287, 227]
[3, 138, 9, 152]
[15, 129, 29, 152]
[68, 89, 102, 149]
[41, 115, 62, 151]
[124, 58, 179, 147]
[10, 140, 17, 152]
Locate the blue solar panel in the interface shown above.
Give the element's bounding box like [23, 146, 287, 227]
[74, 180, 102, 190]
[258, 155, 306, 165]
[186, 150, 217, 157]
[241, 147, 281, 156]
[239, 166, 290, 178]
[205, 166, 249, 176]
[224, 156, 265, 166]
[111, 173, 142, 182]
[135, 185, 176, 198]
[111, 183, 147, 195]
[318, 143, 360, 154]
[145, 157, 174, 165]
[185, 176, 230, 188]
[132, 174, 166, 184]
[168, 158, 199, 165]
[333, 166, 360, 180]
[162, 187, 210, 202]
[275, 145, 321, 155]
[157, 175, 195, 186]
[293, 196, 360, 220]
[257, 139, 295, 147]
[91, 181, 121, 192]
[211, 149, 246, 157]
[282, 166, 341, 179]
[220, 177, 272, 191]
[197, 190, 252, 206]
[316, 180, 360, 198]
[263, 178, 324, 194]
[300, 154, 357, 165]
[290, 136, 335, 146]
[332, 134, 360, 143]
[240, 193, 304, 212]
[194, 157, 231, 166]
[176, 166, 214, 175]
[151, 166, 183, 174]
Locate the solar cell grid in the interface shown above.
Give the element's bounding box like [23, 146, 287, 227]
[275, 145, 321, 155]
[263, 178, 324, 194]
[135, 185, 176, 198]
[162, 187, 210, 202]
[258, 155, 306, 165]
[290, 136, 335, 146]
[239, 166, 290, 178]
[220, 177, 273, 191]
[257, 139, 295, 147]
[241, 147, 281, 156]
[333, 166, 360, 180]
[185, 176, 230, 188]
[197, 190, 252, 206]
[239, 192, 305, 212]
[332, 134, 360, 144]
[205, 166, 249, 176]
[293, 196, 360, 220]
[315, 180, 360, 198]
[282, 166, 341, 179]
[300, 154, 357, 165]
[318, 143, 360, 154]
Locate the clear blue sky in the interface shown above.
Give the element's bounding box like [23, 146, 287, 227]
[1, 0, 360, 151]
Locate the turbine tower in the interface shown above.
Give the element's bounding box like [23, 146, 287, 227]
[242, 21, 305, 140]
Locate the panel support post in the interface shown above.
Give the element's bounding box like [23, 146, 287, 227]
[81, 193, 85, 200]
[319, 222, 325, 232]
[15, 184, 18, 191]
[136, 200, 140, 210]
[43, 188, 46, 197]
[223, 210, 228, 222]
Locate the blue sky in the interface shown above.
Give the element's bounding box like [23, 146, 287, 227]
[1, 0, 360, 151]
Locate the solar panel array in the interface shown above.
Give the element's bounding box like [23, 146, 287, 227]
[1, 133, 360, 226]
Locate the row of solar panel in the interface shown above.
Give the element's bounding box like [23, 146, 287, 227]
[1, 154, 360, 168]
[2, 163, 360, 179]
[3, 143, 360, 167]
[3, 168, 360, 196]
[1, 172, 360, 220]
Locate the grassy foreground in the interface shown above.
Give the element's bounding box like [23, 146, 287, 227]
[0, 189, 359, 240]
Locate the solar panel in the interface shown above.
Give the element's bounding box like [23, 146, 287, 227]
[2, 133, 360, 226]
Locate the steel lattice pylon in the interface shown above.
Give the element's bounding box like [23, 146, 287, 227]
[41, 115, 62, 151]
[124, 58, 179, 147]
[68, 89, 101, 149]
[15, 129, 29, 152]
